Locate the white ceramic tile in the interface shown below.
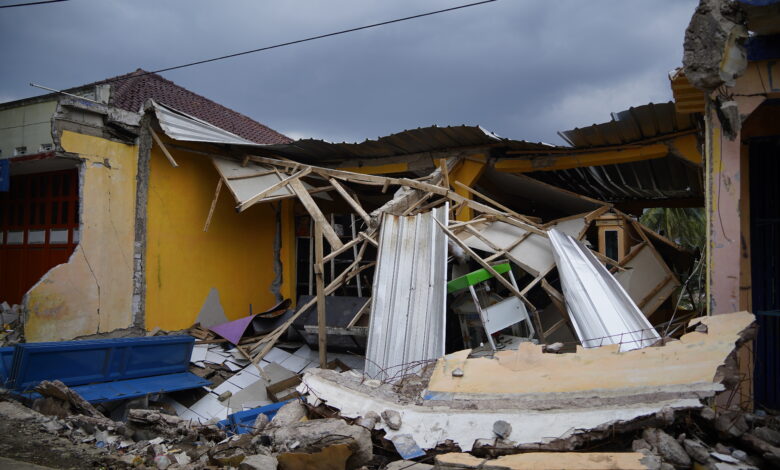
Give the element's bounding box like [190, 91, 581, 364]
[212, 380, 243, 396]
[227, 370, 263, 389]
[264, 347, 292, 364]
[190, 346, 208, 362]
[189, 393, 227, 419]
[280, 354, 312, 373]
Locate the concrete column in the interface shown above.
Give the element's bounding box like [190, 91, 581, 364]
[706, 96, 764, 315]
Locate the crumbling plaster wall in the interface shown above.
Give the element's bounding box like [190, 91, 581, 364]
[144, 146, 278, 331]
[705, 62, 778, 315]
[24, 131, 138, 341]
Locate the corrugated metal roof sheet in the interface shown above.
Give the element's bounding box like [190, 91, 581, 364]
[527, 102, 703, 204]
[262, 126, 557, 164]
[558, 102, 697, 148]
[364, 205, 448, 381]
[527, 155, 703, 203]
[149, 100, 557, 164]
[152, 100, 260, 146]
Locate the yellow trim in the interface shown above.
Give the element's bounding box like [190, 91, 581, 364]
[450, 156, 486, 221]
[337, 162, 408, 175]
[668, 134, 701, 165]
[495, 143, 669, 172]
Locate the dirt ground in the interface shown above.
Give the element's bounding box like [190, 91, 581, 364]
[0, 399, 112, 469]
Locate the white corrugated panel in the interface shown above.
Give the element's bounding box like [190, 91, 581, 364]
[548, 229, 660, 352]
[365, 205, 448, 381]
[151, 100, 261, 146]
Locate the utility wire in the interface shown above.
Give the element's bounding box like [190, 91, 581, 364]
[98, 0, 497, 82]
[0, 0, 69, 8]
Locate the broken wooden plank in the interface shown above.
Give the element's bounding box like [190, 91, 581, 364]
[226, 169, 278, 180]
[346, 298, 371, 329]
[314, 222, 327, 368]
[151, 129, 179, 167]
[453, 180, 539, 227]
[288, 178, 344, 250]
[329, 178, 371, 226]
[440, 158, 450, 189]
[203, 178, 223, 232]
[323, 235, 363, 264]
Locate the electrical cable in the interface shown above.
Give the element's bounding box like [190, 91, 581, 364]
[97, 0, 498, 82]
[0, 0, 69, 8]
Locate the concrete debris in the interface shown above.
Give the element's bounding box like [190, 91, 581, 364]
[382, 409, 403, 430]
[715, 411, 750, 440]
[268, 399, 307, 428]
[642, 428, 691, 469]
[751, 426, 780, 447]
[33, 380, 103, 418]
[299, 311, 755, 456]
[683, 0, 748, 90]
[386, 461, 433, 470]
[493, 420, 512, 440]
[356, 410, 380, 430]
[265, 418, 372, 469]
[252, 412, 270, 434]
[683, 439, 710, 464]
[240, 453, 279, 470]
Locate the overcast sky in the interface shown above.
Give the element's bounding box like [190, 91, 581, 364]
[0, 0, 696, 145]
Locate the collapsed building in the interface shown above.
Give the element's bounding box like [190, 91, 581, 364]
[0, 1, 778, 469]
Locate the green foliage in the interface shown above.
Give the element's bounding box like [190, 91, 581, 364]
[639, 207, 705, 251]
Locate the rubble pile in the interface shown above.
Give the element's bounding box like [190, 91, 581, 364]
[1, 344, 778, 470]
[0, 136, 773, 470]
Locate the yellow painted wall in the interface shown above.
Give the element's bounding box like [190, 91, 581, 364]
[145, 146, 279, 330]
[280, 198, 297, 306]
[25, 131, 138, 341]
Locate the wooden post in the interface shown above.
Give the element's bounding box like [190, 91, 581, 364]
[314, 222, 327, 368]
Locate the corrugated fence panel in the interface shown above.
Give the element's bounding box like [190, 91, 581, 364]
[365, 206, 448, 381]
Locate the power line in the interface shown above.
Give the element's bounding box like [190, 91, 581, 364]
[0, 0, 69, 8]
[101, 0, 497, 82]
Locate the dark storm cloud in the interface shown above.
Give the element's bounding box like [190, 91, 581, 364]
[0, 0, 697, 144]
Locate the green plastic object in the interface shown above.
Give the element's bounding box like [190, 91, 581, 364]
[446, 262, 511, 293]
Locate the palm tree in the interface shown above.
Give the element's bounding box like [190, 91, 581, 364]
[640, 207, 706, 315]
[640, 207, 705, 250]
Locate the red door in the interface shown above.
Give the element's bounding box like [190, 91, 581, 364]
[0, 169, 79, 304]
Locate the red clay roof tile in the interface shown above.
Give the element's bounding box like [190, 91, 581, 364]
[86, 69, 291, 145]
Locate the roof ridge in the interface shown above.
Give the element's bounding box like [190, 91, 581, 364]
[65, 69, 291, 144]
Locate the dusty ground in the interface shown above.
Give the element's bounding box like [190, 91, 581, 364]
[0, 399, 112, 469]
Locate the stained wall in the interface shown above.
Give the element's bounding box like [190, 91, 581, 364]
[24, 131, 138, 341]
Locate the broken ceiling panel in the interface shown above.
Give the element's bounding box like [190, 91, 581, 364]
[548, 229, 660, 351]
[614, 243, 679, 318]
[458, 216, 587, 277]
[212, 158, 296, 203]
[364, 205, 448, 380]
[211, 157, 331, 212]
